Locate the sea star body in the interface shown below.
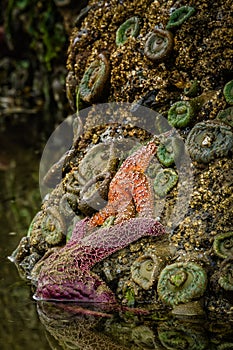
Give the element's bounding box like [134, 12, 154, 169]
[34, 217, 165, 302]
[89, 141, 157, 227]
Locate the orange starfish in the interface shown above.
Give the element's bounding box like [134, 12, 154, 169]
[89, 140, 157, 227]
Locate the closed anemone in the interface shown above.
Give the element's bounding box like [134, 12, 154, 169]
[153, 168, 178, 198]
[168, 101, 194, 128]
[116, 16, 140, 46]
[218, 258, 233, 291]
[144, 29, 173, 62]
[213, 232, 233, 259]
[166, 6, 195, 30]
[79, 53, 110, 103]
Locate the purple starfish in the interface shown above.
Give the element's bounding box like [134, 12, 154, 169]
[34, 217, 165, 303]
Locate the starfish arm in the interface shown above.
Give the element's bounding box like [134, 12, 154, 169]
[131, 172, 155, 217]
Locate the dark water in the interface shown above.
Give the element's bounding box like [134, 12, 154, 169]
[0, 122, 50, 349]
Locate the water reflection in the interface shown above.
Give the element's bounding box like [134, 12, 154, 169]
[37, 301, 233, 350]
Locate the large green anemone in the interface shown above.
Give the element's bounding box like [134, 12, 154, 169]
[186, 121, 233, 163]
[213, 232, 233, 259]
[153, 168, 178, 198]
[166, 6, 195, 30]
[144, 29, 173, 62]
[79, 53, 110, 103]
[168, 101, 194, 128]
[116, 16, 140, 46]
[157, 262, 207, 306]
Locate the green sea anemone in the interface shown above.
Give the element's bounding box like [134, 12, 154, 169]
[213, 232, 233, 259]
[116, 16, 140, 46]
[168, 101, 194, 128]
[217, 107, 233, 127]
[186, 121, 233, 163]
[131, 253, 162, 290]
[218, 258, 233, 291]
[223, 80, 233, 105]
[144, 29, 173, 62]
[157, 136, 183, 167]
[157, 262, 207, 306]
[153, 168, 178, 198]
[41, 206, 66, 245]
[166, 6, 195, 30]
[79, 53, 110, 103]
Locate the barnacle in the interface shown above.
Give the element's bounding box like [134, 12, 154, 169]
[213, 232, 233, 259]
[116, 16, 140, 46]
[79, 53, 110, 103]
[166, 6, 195, 30]
[168, 101, 194, 128]
[186, 122, 233, 163]
[157, 262, 207, 306]
[153, 168, 178, 198]
[144, 29, 173, 62]
[223, 80, 233, 105]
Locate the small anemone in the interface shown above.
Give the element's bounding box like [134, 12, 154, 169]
[116, 16, 140, 46]
[144, 29, 173, 62]
[131, 253, 162, 290]
[217, 107, 233, 127]
[77, 143, 118, 186]
[41, 206, 66, 245]
[186, 121, 233, 163]
[157, 136, 184, 167]
[168, 101, 194, 128]
[79, 53, 110, 103]
[153, 168, 178, 198]
[166, 6, 195, 30]
[218, 258, 233, 291]
[157, 261, 207, 306]
[213, 232, 233, 259]
[223, 80, 233, 105]
[78, 172, 113, 216]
